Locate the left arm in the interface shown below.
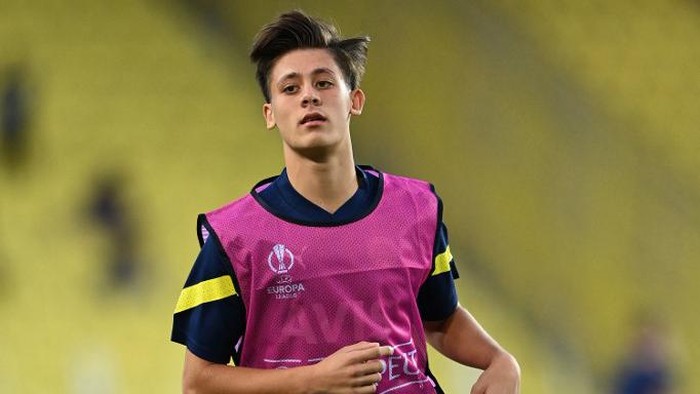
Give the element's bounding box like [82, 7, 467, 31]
[424, 189, 519, 392]
[423, 305, 520, 394]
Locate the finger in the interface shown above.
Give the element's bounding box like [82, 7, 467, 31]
[347, 359, 381, 379]
[348, 345, 393, 363]
[352, 372, 382, 387]
[354, 384, 379, 394]
[378, 345, 394, 357]
[355, 360, 384, 375]
[470, 380, 486, 394]
[349, 346, 381, 363]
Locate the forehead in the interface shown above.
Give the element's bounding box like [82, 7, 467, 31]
[270, 48, 343, 82]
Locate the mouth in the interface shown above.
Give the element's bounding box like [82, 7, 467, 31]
[299, 112, 327, 125]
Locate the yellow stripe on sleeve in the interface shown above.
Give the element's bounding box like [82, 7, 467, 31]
[174, 276, 236, 314]
[432, 246, 453, 276]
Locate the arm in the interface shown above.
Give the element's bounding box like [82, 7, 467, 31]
[423, 305, 520, 394]
[183, 341, 393, 394]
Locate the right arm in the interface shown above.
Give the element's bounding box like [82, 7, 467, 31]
[183, 342, 392, 394]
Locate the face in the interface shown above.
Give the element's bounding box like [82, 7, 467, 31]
[263, 48, 365, 159]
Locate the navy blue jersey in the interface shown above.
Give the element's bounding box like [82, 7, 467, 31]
[172, 166, 459, 364]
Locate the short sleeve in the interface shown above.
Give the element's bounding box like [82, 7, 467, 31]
[417, 189, 460, 321]
[171, 236, 245, 364]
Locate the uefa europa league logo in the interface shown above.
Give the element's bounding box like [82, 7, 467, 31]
[268, 244, 295, 274]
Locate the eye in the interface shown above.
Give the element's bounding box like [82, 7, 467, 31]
[316, 80, 333, 89]
[282, 85, 299, 94]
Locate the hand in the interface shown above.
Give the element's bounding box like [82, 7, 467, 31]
[470, 352, 520, 394]
[307, 341, 394, 394]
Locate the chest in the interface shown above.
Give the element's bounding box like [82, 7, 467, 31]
[229, 222, 432, 302]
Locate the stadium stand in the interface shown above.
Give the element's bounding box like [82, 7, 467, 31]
[2, 0, 698, 392]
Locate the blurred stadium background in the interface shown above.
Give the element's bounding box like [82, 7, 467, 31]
[1, 0, 699, 392]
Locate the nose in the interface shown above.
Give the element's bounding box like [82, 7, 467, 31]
[301, 89, 321, 107]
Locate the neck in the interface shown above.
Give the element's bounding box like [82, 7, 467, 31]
[284, 146, 358, 214]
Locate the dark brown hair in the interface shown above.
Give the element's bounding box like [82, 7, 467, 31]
[250, 10, 370, 102]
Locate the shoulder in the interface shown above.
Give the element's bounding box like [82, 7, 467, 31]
[376, 171, 443, 228]
[207, 194, 256, 217]
[205, 176, 277, 219]
[382, 171, 438, 201]
[196, 177, 278, 245]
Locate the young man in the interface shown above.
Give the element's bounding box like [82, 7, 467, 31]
[172, 10, 520, 394]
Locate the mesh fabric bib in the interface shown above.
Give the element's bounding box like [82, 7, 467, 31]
[201, 172, 439, 393]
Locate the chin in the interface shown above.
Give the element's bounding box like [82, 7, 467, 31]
[289, 140, 339, 160]
[295, 134, 338, 149]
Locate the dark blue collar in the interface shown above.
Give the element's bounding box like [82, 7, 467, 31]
[251, 165, 383, 227]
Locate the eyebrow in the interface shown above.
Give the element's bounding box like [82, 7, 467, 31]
[275, 67, 337, 86]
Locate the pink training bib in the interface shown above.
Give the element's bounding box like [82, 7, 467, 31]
[203, 172, 439, 393]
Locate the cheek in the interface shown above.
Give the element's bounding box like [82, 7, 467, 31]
[271, 99, 293, 117]
[276, 109, 294, 125]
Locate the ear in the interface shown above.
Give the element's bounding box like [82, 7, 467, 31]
[262, 103, 276, 129]
[349, 88, 365, 116]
